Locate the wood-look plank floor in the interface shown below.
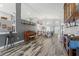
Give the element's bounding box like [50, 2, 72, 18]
[0, 34, 67, 56]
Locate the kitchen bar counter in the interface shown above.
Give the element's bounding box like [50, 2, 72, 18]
[0, 32, 17, 47]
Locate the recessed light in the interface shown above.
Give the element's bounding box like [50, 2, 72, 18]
[0, 4, 3, 8]
[55, 21, 59, 24]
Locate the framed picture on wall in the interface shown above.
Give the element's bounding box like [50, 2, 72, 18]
[2, 24, 7, 29]
[7, 26, 12, 31]
[1, 16, 8, 20]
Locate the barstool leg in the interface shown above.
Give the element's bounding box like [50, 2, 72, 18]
[4, 38, 6, 48]
[6, 38, 9, 49]
[4, 37, 9, 49]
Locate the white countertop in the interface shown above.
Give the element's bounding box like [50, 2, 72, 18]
[0, 32, 17, 35]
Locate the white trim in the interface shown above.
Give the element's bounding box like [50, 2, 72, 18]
[14, 40, 24, 45]
[0, 40, 24, 50]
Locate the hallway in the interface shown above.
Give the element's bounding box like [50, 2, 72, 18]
[0, 34, 67, 56]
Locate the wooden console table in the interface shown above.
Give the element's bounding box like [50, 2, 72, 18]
[24, 31, 36, 42]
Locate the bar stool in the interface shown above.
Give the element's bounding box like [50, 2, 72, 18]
[4, 31, 16, 48]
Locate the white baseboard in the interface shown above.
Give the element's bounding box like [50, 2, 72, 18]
[0, 40, 24, 50]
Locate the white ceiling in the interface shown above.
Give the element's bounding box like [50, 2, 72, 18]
[0, 3, 16, 16]
[21, 3, 64, 19]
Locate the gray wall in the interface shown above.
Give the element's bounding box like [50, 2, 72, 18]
[0, 3, 36, 47]
[16, 3, 36, 41]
